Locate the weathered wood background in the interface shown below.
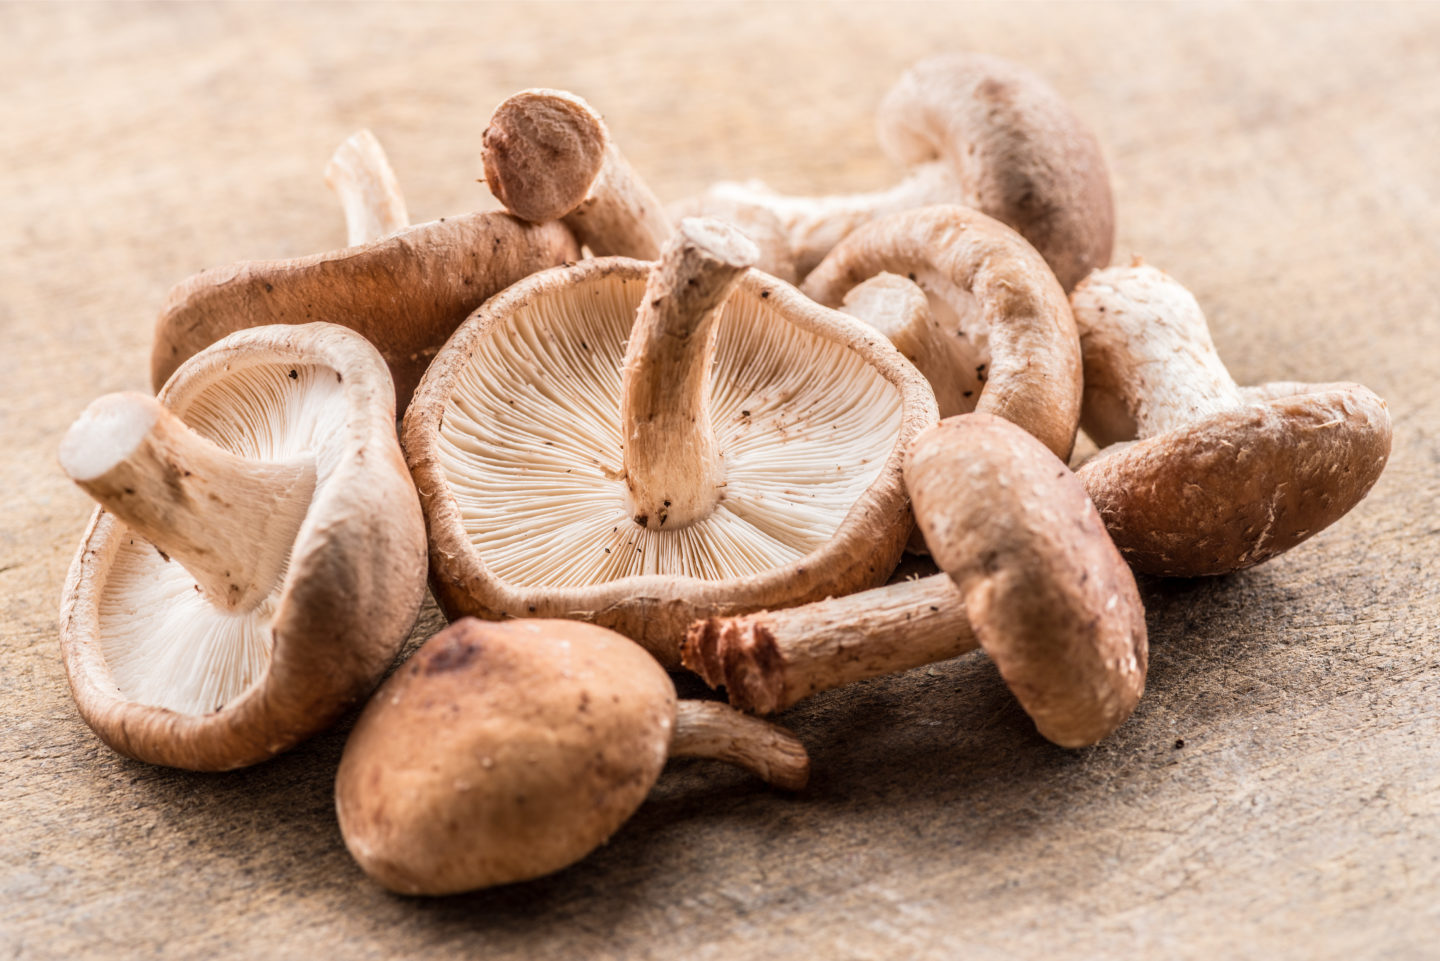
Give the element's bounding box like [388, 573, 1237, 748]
[3, 3, 1437, 958]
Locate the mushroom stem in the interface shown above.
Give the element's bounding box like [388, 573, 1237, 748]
[839, 272, 978, 418]
[669, 700, 810, 791]
[324, 129, 410, 246]
[1070, 264, 1244, 446]
[482, 88, 670, 259]
[620, 218, 759, 530]
[60, 391, 316, 614]
[682, 574, 976, 715]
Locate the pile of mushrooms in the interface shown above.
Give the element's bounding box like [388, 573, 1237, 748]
[54, 52, 1391, 897]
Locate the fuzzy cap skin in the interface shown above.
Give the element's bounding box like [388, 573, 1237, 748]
[1079, 383, 1392, 576]
[403, 257, 938, 666]
[906, 413, 1147, 747]
[335, 618, 678, 895]
[151, 212, 579, 407]
[1071, 264, 1393, 576]
[876, 52, 1114, 292]
[803, 204, 1082, 461]
[60, 323, 427, 770]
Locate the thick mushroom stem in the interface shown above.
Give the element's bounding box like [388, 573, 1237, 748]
[840, 272, 977, 418]
[669, 701, 811, 791]
[621, 219, 759, 530]
[682, 575, 976, 715]
[1070, 264, 1244, 446]
[59, 391, 316, 614]
[324, 129, 410, 246]
[482, 88, 670, 259]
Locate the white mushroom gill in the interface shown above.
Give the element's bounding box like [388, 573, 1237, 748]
[438, 279, 904, 587]
[98, 364, 347, 715]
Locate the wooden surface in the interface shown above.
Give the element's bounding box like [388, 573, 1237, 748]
[3, 3, 1438, 958]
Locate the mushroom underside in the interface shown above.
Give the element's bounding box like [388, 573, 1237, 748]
[96, 362, 348, 715]
[434, 272, 906, 590]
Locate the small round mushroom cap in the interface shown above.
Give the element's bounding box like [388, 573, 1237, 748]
[803, 204, 1082, 461]
[1071, 265, 1393, 576]
[151, 211, 579, 407]
[907, 414, 1147, 747]
[335, 617, 810, 895]
[60, 323, 427, 770]
[685, 52, 1114, 288]
[404, 246, 938, 665]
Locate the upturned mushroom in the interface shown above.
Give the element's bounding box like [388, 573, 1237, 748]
[682, 52, 1114, 288]
[151, 131, 579, 406]
[684, 412, 1147, 748]
[59, 323, 427, 770]
[802, 204, 1082, 459]
[1070, 264, 1392, 576]
[481, 88, 671, 260]
[403, 218, 938, 665]
[336, 617, 809, 895]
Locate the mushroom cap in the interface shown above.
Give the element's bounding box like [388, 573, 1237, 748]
[335, 617, 676, 895]
[1078, 382, 1393, 577]
[876, 53, 1115, 292]
[150, 212, 579, 406]
[60, 323, 427, 770]
[803, 204, 1082, 461]
[403, 258, 938, 665]
[906, 413, 1147, 747]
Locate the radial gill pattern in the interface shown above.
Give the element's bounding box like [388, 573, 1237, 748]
[438, 278, 904, 587]
[98, 364, 347, 715]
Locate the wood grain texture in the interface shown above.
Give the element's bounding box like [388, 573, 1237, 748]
[2, 3, 1437, 958]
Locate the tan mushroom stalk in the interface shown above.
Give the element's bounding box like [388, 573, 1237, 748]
[683, 52, 1114, 288]
[336, 618, 808, 896]
[152, 131, 579, 406]
[803, 204, 1082, 459]
[684, 413, 1147, 748]
[59, 323, 427, 770]
[482, 88, 671, 260]
[403, 218, 938, 665]
[1071, 264, 1392, 576]
[324, 128, 409, 245]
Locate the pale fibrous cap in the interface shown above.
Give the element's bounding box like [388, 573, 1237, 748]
[1071, 264, 1393, 576]
[403, 219, 939, 665]
[59, 323, 427, 770]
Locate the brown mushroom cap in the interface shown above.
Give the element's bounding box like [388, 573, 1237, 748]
[875, 52, 1114, 292]
[151, 212, 579, 407]
[403, 256, 938, 666]
[60, 323, 427, 770]
[1079, 383, 1392, 576]
[683, 412, 1147, 748]
[907, 414, 1146, 747]
[685, 52, 1114, 289]
[1071, 265, 1393, 576]
[802, 204, 1082, 461]
[335, 617, 809, 895]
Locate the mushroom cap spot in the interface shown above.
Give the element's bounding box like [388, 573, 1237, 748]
[906, 413, 1146, 747]
[482, 89, 609, 223]
[1078, 383, 1393, 577]
[62, 323, 427, 770]
[335, 618, 675, 895]
[435, 267, 902, 587]
[875, 53, 1114, 292]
